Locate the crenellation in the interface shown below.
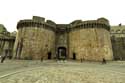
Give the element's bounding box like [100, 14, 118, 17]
[70, 20, 82, 26]
[46, 20, 56, 25]
[13, 16, 113, 61]
[97, 17, 109, 25]
[70, 23, 110, 31]
[32, 16, 45, 22]
[17, 20, 56, 32]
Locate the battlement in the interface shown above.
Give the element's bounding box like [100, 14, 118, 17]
[70, 20, 82, 25]
[70, 18, 110, 31]
[32, 16, 45, 22]
[97, 17, 109, 25]
[17, 16, 56, 31]
[17, 16, 110, 32]
[0, 37, 15, 41]
[56, 24, 70, 32]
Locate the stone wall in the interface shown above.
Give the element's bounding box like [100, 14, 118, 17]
[68, 18, 113, 61]
[55, 24, 69, 57]
[111, 25, 125, 60]
[0, 24, 15, 58]
[0, 39, 15, 56]
[69, 28, 113, 61]
[13, 18, 56, 60]
[14, 16, 113, 61]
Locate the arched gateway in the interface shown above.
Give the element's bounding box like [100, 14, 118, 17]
[14, 16, 113, 61]
[57, 47, 67, 60]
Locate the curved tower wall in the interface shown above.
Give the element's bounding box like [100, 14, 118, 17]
[13, 18, 56, 59]
[68, 18, 113, 61]
[13, 17, 113, 61]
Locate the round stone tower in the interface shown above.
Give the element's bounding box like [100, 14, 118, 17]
[14, 16, 113, 61]
[68, 18, 113, 61]
[13, 16, 56, 59]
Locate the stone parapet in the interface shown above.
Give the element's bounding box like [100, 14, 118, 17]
[0, 37, 15, 41]
[70, 18, 110, 31]
[32, 16, 45, 22]
[17, 17, 56, 32]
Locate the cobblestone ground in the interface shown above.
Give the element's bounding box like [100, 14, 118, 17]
[0, 60, 125, 83]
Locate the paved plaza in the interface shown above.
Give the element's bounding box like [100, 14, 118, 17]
[0, 60, 125, 83]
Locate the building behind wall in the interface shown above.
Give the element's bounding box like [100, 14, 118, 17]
[0, 24, 15, 58]
[13, 16, 113, 61]
[111, 24, 125, 60]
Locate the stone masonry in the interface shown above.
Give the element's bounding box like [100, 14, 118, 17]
[13, 16, 113, 61]
[0, 24, 15, 58]
[69, 18, 113, 61]
[110, 24, 125, 60]
[13, 16, 56, 59]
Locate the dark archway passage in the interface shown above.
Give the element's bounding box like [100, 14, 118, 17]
[57, 47, 66, 60]
[73, 53, 76, 60]
[48, 52, 52, 59]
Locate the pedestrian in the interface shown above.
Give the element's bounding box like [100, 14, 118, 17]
[41, 57, 43, 62]
[1, 55, 6, 63]
[102, 58, 106, 64]
[1, 50, 8, 63]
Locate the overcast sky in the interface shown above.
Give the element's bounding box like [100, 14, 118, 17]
[0, 0, 125, 32]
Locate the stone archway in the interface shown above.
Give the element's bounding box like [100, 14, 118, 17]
[57, 47, 66, 60]
[47, 52, 52, 59]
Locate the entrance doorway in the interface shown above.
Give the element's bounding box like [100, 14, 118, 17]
[57, 47, 66, 60]
[73, 53, 76, 60]
[48, 52, 52, 59]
